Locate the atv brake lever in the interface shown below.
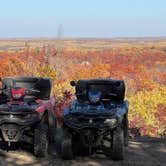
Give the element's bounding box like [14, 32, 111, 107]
[108, 93, 117, 96]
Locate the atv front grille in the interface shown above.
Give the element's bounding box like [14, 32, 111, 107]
[65, 115, 105, 125]
[0, 112, 39, 126]
[0, 112, 37, 119]
[64, 114, 117, 130]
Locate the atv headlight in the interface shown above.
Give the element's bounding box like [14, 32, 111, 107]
[88, 91, 101, 103]
[12, 93, 22, 99]
[104, 118, 117, 125]
[11, 87, 25, 99]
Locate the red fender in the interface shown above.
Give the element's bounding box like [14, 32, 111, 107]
[36, 105, 45, 113]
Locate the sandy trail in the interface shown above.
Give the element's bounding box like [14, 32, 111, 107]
[0, 138, 165, 166]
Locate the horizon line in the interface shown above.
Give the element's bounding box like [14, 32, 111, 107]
[0, 36, 166, 40]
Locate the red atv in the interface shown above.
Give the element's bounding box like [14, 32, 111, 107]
[0, 76, 56, 157]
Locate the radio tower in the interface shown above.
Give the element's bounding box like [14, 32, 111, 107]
[57, 24, 64, 39]
[57, 24, 64, 54]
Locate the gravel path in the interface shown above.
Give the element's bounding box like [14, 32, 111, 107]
[0, 138, 165, 166]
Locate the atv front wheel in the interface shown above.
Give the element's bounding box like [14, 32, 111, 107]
[61, 130, 73, 160]
[111, 127, 124, 160]
[48, 111, 57, 143]
[34, 124, 48, 157]
[124, 117, 129, 147]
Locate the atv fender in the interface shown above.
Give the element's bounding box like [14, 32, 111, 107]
[47, 110, 56, 143]
[116, 101, 129, 123]
[48, 110, 56, 129]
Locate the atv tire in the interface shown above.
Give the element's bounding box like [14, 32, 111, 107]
[34, 124, 48, 157]
[55, 128, 63, 155]
[61, 130, 73, 160]
[111, 127, 124, 160]
[124, 117, 129, 147]
[48, 111, 56, 143]
[73, 137, 89, 156]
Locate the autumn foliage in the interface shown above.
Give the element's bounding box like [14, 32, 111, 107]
[0, 41, 166, 137]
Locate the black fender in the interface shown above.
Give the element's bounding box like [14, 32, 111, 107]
[40, 110, 56, 128]
[116, 101, 129, 123]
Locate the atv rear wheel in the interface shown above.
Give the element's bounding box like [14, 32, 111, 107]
[34, 124, 48, 157]
[111, 127, 124, 160]
[61, 130, 73, 160]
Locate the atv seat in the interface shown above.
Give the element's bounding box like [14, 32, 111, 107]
[2, 76, 52, 100]
[74, 79, 125, 102]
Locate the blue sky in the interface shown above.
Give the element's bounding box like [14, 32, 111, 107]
[0, 0, 166, 38]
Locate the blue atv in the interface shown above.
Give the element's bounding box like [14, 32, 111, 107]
[60, 79, 129, 160]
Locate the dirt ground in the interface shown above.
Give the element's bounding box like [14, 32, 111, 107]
[0, 138, 165, 166]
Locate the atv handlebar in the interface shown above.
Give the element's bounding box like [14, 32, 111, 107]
[75, 91, 117, 96]
[25, 89, 40, 95]
[0, 87, 40, 94]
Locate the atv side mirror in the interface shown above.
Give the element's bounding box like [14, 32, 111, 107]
[70, 81, 76, 86]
